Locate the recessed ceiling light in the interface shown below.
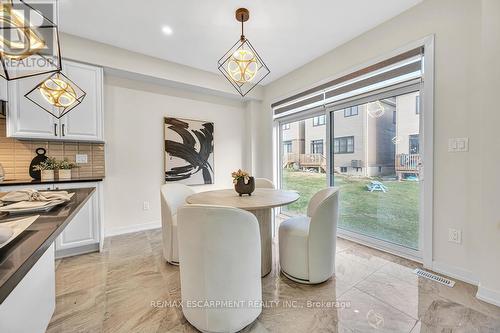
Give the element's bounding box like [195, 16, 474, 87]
[162, 25, 173, 35]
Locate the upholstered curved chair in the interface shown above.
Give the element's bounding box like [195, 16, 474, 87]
[255, 178, 275, 189]
[177, 205, 262, 333]
[160, 183, 195, 265]
[279, 187, 340, 284]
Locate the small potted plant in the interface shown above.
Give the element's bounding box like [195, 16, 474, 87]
[33, 158, 57, 181]
[57, 158, 78, 180]
[231, 169, 255, 196]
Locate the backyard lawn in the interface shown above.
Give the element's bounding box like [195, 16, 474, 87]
[282, 170, 419, 249]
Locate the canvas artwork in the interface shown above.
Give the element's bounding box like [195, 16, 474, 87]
[164, 117, 214, 185]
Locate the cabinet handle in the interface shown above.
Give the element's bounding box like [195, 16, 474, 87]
[62, 124, 65, 136]
[54, 123, 58, 136]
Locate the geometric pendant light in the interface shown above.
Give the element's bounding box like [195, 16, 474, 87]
[0, 0, 62, 80]
[24, 71, 86, 119]
[217, 8, 270, 97]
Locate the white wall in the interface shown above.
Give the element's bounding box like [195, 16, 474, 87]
[476, 0, 500, 306]
[60, 33, 264, 101]
[257, 0, 500, 304]
[103, 76, 249, 235]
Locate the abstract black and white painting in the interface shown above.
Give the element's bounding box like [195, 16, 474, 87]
[164, 117, 214, 185]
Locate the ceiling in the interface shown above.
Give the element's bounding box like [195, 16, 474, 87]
[58, 0, 422, 84]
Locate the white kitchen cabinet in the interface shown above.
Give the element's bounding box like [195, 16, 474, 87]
[5, 60, 104, 142]
[53, 182, 101, 258]
[0, 182, 103, 258]
[59, 61, 104, 141]
[6, 74, 57, 139]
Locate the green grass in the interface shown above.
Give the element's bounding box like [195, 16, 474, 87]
[282, 170, 419, 249]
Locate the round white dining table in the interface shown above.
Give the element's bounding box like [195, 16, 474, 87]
[186, 188, 299, 277]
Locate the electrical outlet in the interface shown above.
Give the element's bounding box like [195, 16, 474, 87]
[75, 154, 88, 164]
[143, 201, 150, 211]
[448, 228, 462, 244]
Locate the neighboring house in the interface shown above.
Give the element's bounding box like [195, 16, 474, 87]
[282, 120, 305, 155]
[282, 96, 421, 178]
[331, 100, 396, 177]
[394, 91, 421, 179]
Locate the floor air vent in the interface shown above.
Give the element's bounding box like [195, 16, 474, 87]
[414, 269, 455, 287]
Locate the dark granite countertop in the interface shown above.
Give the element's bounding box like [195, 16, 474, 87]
[0, 177, 104, 187]
[0, 187, 96, 304]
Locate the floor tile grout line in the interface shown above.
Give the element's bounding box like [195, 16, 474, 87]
[409, 319, 421, 333]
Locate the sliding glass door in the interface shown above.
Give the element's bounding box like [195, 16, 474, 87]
[280, 114, 327, 215]
[329, 87, 422, 255]
[278, 86, 424, 258]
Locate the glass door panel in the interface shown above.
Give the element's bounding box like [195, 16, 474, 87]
[280, 115, 327, 215]
[331, 91, 421, 250]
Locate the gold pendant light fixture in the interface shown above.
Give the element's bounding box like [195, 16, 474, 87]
[0, 0, 89, 119]
[25, 71, 86, 119]
[218, 8, 270, 97]
[0, 0, 61, 80]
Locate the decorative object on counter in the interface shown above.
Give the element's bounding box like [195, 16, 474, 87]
[232, 169, 255, 196]
[1, 189, 72, 202]
[24, 71, 87, 119]
[165, 117, 214, 185]
[217, 8, 270, 97]
[0, 215, 39, 248]
[56, 158, 78, 180]
[32, 157, 57, 181]
[0, 189, 74, 215]
[0, 225, 13, 243]
[29, 148, 49, 180]
[0, 0, 62, 80]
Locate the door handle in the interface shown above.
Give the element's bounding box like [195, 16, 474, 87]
[54, 123, 58, 136]
[62, 124, 65, 136]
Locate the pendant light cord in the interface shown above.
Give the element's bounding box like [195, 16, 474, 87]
[240, 14, 245, 41]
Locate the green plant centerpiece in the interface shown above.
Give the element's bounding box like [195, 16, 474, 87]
[32, 157, 57, 171]
[57, 158, 78, 180]
[232, 169, 255, 196]
[33, 157, 58, 181]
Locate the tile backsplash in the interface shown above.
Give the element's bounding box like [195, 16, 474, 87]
[0, 119, 105, 180]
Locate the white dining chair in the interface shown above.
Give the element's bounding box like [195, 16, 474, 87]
[279, 187, 340, 284]
[160, 183, 195, 265]
[177, 204, 262, 333]
[255, 178, 275, 189]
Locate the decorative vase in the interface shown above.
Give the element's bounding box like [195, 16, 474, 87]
[29, 148, 49, 180]
[41, 170, 55, 181]
[58, 169, 72, 180]
[234, 176, 255, 196]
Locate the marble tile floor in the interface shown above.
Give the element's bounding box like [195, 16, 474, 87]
[46, 229, 500, 333]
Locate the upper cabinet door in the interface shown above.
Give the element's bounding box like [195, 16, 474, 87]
[6, 74, 59, 139]
[60, 60, 104, 142]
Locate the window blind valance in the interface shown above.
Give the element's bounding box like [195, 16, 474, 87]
[273, 47, 423, 119]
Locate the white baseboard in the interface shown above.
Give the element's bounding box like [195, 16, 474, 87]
[431, 260, 479, 286]
[105, 220, 161, 237]
[476, 284, 500, 307]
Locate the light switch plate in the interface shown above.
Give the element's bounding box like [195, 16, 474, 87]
[75, 154, 88, 164]
[448, 138, 469, 152]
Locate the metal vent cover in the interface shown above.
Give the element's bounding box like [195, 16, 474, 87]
[414, 268, 455, 287]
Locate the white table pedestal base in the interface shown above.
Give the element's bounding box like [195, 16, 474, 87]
[249, 208, 272, 277]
